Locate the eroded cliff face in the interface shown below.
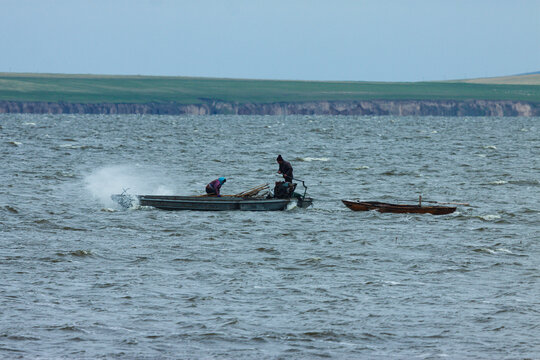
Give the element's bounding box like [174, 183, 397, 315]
[0, 100, 538, 116]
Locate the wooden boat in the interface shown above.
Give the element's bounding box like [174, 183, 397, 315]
[341, 200, 456, 215]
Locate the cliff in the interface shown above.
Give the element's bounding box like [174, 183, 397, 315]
[0, 99, 538, 116]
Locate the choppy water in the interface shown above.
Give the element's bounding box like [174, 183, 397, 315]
[1, 114, 539, 359]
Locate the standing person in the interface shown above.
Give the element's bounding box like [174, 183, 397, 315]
[206, 177, 226, 197]
[276, 154, 293, 183]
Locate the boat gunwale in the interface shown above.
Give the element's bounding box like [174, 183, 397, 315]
[138, 195, 290, 204]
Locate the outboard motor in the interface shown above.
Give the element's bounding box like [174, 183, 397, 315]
[273, 181, 297, 199]
[111, 188, 137, 209]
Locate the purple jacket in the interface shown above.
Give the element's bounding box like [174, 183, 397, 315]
[206, 178, 223, 195]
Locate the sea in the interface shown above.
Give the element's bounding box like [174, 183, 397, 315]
[1, 114, 539, 359]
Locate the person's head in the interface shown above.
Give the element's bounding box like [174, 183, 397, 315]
[276, 154, 283, 163]
[218, 177, 226, 184]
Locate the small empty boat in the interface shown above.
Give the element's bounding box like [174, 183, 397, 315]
[342, 200, 456, 215]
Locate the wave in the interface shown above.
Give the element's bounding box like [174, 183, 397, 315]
[61, 226, 87, 231]
[2, 205, 19, 214]
[380, 169, 418, 176]
[473, 247, 514, 255]
[56, 250, 94, 257]
[477, 214, 501, 222]
[508, 179, 539, 186]
[58, 144, 102, 150]
[297, 157, 330, 162]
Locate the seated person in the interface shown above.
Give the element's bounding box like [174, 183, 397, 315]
[206, 177, 226, 197]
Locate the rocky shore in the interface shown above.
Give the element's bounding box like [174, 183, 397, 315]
[1, 99, 538, 116]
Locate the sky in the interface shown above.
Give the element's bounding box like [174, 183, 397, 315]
[1, 0, 539, 82]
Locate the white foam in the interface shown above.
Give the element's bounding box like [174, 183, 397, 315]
[84, 165, 174, 207]
[383, 281, 402, 286]
[480, 214, 501, 221]
[299, 157, 330, 162]
[60, 144, 81, 149]
[286, 201, 297, 211]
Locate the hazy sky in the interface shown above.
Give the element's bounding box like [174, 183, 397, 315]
[1, 0, 539, 81]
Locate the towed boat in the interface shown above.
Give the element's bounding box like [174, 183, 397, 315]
[112, 181, 312, 211]
[341, 200, 456, 215]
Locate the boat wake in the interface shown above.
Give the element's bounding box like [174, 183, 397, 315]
[286, 201, 298, 211]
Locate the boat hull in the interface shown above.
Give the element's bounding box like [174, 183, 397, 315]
[342, 200, 456, 215]
[111, 194, 313, 211]
[139, 195, 291, 211]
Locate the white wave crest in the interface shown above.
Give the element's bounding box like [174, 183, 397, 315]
[479, 214, 501, 221]
[299, 157, 330, 162]
[478, 248, 497, 254]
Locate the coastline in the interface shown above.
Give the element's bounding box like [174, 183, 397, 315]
[1, 99, 538, 116]
[0, 100, 540, 117]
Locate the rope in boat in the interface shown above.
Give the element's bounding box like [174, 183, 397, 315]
[234, 184, 269, 197]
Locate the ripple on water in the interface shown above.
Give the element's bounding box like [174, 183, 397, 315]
[2, 205, 19, 214]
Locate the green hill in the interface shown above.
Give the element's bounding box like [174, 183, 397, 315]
[457, 73, 540, 85]
[1, 72, 539, 104]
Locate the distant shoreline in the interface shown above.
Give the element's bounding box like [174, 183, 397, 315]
[1, 73, 540, 116]
[1, 99, 538, 116]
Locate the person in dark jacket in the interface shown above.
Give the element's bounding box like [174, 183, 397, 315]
[276, 155, 293, 183]
[206, 177, 226, 196]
